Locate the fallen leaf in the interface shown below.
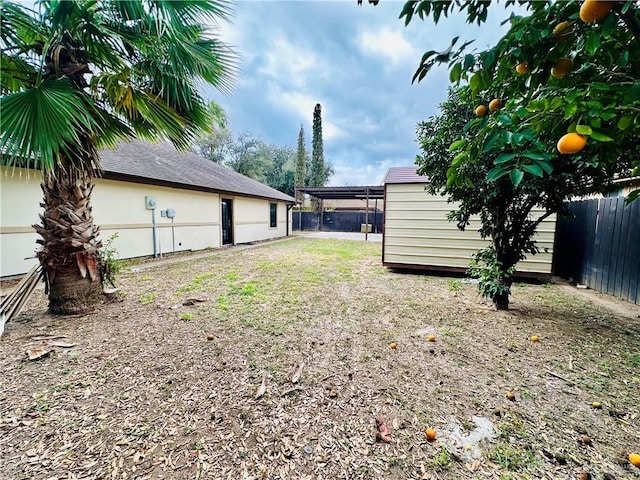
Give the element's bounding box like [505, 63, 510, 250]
[29, 335, 66, 341]
[45, 341, 75, 348]
[290, 362, 305, 384]
[26, 348, 52, 361]
[183, 298, 206, 306]
[255, 372, 267, 399]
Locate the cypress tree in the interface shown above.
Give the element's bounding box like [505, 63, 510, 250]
[295, 125, 306, 204]
[310, 103, 325, 213]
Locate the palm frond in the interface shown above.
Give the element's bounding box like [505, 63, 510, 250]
[2, 0, 239, 166]
[0, 2, 45, 49]
[0, 52, 38, 94]
[147, 0, 234, 25]
[130, 89, 189, 146]
[0, 77, 129, 171]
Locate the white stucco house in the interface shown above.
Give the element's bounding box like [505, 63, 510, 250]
[0, 139, 295, 277]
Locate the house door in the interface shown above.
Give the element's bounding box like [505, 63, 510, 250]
[221, 199, 233, 245]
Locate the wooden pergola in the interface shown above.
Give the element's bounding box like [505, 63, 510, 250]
[294, 186, 385, 240]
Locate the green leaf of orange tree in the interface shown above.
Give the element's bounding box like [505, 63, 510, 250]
[589, 130, 614, 142]
[617, 115, 632, 131]
[576, 125, 593, 135]
[494, 153, 516, 164]
[449, 139, 466, 151]
[522, 164, 544, 177]
[509, 169, 524, 187]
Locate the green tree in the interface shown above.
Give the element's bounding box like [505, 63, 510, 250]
[371, 0, 639, 309]
[0, 0, 237, 314]
[193, 101, 233, 163]
[417, 86, 631, 309]
[265, 145, 296, 196]
[225, 132, 272, 184]
[400, 0, 640, 197]
[295, 125, 307, 203]
[310, 103, 327, 213]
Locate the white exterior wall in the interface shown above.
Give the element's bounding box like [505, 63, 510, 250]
[1, 167, 291, 277]
[231, 196, 289, 244]
[0, 168, 43, 276]
[92, 179, 220, 259]
[383, 183, 556, 275]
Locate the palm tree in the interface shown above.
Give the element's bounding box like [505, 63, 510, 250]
[1, 0, 237, 314]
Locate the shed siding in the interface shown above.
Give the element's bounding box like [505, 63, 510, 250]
[384, 183, 555, 274]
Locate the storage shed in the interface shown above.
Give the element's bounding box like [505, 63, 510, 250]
[382, 167, 556, 279]
[1, 140, 295, 277]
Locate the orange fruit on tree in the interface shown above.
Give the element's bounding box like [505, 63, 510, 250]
[489, 98, 502, 111]
[516, 63, 530, 74]
[425, 427, 437, 441]
[428, 334, 436, 342]
[629, 453, 640, 467]
[579, 0, 614, 23]
[557, 133, 587, 154]
[551, 58, 574, 78]
[475, 105, 487, 117]
[390, 342, 397, 349]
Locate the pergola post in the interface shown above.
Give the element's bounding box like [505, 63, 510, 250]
[365, 188, 369, 241]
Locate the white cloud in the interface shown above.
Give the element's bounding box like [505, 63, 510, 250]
[357, 27, 420, 68]
[207, 1, 529, 188]
[330, 158, 410, 187]
[258, 36, 324, 88]
[266, 87, 346, 141]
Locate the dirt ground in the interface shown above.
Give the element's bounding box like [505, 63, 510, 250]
[1, 237, 639, 480]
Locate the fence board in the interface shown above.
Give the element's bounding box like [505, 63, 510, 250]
[607, 197, 624, 296]
[613, 199, 631, 298]
[555, 196, 639, 305]
[623, 200, 640, 303]
[582, 199, 599, 288]
[595, 198, 615, 293]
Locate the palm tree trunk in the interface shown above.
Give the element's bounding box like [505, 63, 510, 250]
[33, 164, 103, 314]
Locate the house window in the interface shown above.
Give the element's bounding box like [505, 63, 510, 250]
[270, 203, 277, 228]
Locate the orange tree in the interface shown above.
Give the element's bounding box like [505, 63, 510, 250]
[387, 0, 640, 309]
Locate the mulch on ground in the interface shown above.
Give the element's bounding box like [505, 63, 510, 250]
[1, 238, 639, 480]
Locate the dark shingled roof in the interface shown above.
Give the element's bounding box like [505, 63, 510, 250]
[383, 167, 429, 184]
[99, 139, 295, 203]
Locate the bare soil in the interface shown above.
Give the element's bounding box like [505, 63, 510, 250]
[1, 237, 639, 480]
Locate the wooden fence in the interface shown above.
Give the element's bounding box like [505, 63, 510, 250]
[554, 197, 640, 304]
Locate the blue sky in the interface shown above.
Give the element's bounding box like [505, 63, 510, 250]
[206, 1, 521, 186]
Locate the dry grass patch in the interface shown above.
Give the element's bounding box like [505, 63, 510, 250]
[1, 238, 639, 480]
